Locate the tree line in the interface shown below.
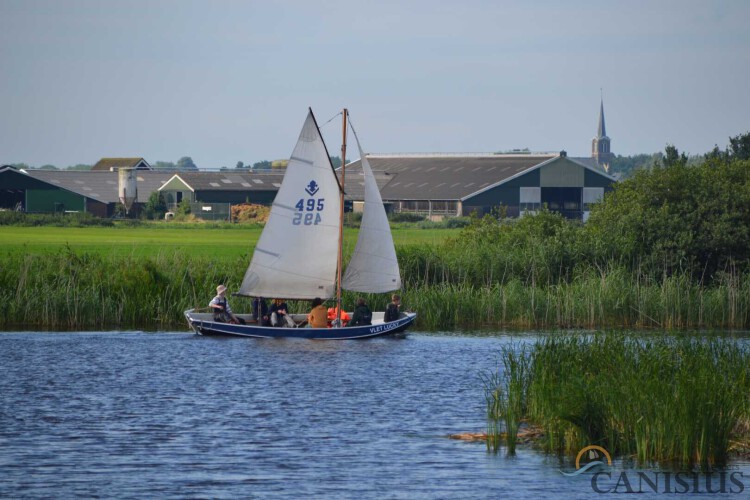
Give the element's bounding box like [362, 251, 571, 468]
[10, 156, 345, 171]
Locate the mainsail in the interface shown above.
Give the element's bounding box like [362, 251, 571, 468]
[239, 110, 342, 299]
[342, 127, 402, 293]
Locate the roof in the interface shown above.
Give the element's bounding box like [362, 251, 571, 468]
[159, 171, 286, 192]
[26, 170, 173, 203]
[569, 156, 612, 174]
[91, 158, 151, 171]
[340, 154, 557, 201]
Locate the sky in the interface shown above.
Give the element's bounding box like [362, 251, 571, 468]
[1, 0, 749, 169]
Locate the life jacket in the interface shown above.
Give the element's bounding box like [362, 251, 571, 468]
[213, 297, 230, 322]
[327, 307, 350, 323]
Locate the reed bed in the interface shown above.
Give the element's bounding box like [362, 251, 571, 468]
[0, 248, 749, 330]
[403, 270, 750, 330]
[485, 334, 750, 468]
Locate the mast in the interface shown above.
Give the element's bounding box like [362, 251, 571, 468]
[335, 108, 348, 325]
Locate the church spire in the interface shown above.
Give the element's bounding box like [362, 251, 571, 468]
[597, 98, 607, 138]
[592, 93, 614, 171]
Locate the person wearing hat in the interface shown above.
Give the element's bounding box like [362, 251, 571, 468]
[209, 284, 240, 324]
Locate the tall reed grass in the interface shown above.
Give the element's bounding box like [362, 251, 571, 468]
[0, 248, 749, 330]
[403, 269, 750, 330]
[485, 334, 750, 468]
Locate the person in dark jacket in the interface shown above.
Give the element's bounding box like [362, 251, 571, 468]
[270, 298, 295, 327]
[252, 296, 270, 326]
[383, 294, 401, 323]
[349, 298, 372, 326]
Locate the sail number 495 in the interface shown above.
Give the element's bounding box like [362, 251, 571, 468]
[293, 198, 324, 225]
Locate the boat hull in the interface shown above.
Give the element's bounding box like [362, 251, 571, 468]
[184, 310, 416, 340]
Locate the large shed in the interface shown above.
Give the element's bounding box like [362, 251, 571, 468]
[158, 171, 285, 206]
[341, 152, 616, 220]
[0, 166, 172, 216]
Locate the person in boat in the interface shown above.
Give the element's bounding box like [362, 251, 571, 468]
[252, 296, 270, 326]
[270, 298, 295, 328]
[209, 285, 241, 324]
[349, 297, 373, 327]
[327, 305, 350, 327]
[383, 294, 401, 323]
[307, 297, 328, 328]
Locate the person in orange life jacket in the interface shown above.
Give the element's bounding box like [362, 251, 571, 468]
[327, 305, 350, 327]
[209, 285, 241, 324]
[270, 298, 295, 327]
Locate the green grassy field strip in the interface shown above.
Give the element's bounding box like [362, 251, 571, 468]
[0, 226, 456, 258]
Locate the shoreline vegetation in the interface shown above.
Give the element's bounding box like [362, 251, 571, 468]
[483, 334, 750, 467]
[1, 146, 749, 330]
[0, 244, 747, 330]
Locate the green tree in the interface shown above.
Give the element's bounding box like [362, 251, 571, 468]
[152, 161, 177, 170]
[142, 191, 168, 220]
[608, 154, 660, 178]
[252, 160, 272, 170]
[236, 161, 244, 169]
[176, 157, 198, 170]
[176, 199, 191, 216]
[661, 144, 688, 168]
[728, 131, 750, 161]
[586, 144, 750, 280]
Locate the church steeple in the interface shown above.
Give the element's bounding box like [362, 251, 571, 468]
[597, 99, 607, 138]
[592, 95, 614, 171]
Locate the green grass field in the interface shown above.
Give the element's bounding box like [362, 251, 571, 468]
[0, 224, 457, 260]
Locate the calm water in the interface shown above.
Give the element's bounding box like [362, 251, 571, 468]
[1, 331, 747, 499]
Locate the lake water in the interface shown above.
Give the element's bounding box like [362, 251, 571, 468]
[1, 331, 747, 499]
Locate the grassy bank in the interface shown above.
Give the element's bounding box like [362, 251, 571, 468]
[0, 249, 748, 330]
[484, 334, 750, 467]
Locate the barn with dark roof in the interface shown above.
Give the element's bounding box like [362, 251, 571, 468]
[341, 152, 615, 220]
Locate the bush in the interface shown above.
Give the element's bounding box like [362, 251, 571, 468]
[0, 211, 114, 227]
[445, 217, 472, 229]
[142, 192, 168, 220]
[176, 199, 191, 216]
[389, 212, 425, 223]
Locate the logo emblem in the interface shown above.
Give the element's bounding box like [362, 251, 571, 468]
[305, 180, 319, 196]
[561, 445, 612, 477]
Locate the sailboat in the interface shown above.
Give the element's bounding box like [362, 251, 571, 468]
[184, 108, 417, 339]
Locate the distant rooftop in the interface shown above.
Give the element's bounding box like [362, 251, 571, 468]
[91, 158, 151, 171]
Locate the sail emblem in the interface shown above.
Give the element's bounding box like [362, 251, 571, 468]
[305, 180, 320, 196]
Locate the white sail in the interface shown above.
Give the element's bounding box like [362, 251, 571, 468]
[342, 135, 402, 293]
[239, 110, 342, 299]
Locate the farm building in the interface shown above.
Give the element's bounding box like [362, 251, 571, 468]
[158, 172, 283, 207]
[0, 165, 173, 217]
[2, 152, 615, 221]
[91, 157, 152, 171]
[157, 171, 285, 220]
[0, 165, 285, 219]
[341, 152, 616, 221]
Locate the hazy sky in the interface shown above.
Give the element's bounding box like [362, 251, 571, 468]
[1, 0, 749, 168]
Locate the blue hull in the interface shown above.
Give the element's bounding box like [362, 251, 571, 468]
[184, 310, 417, 340]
